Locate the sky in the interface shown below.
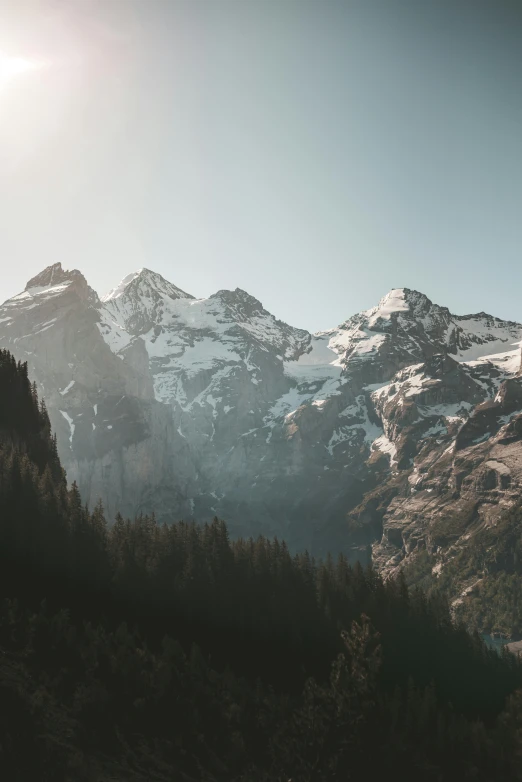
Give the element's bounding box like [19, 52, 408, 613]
[0, 0, 521, 333]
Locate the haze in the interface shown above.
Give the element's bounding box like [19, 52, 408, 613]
[0, 0, 521, 332]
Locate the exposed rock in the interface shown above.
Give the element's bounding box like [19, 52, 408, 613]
[507, 640, 522, 656]
[2, 270, 522, 559]
[370, 404, 522, 586]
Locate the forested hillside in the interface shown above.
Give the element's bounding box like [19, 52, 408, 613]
[402, 500, 522, 639]
[2, 348, 522, 780]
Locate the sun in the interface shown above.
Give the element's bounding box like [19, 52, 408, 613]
[0, 51, 42, 87]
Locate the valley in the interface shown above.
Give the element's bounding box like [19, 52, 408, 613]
[1, 263, 522, 633]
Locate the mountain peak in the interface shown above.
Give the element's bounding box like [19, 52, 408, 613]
[102, 268, 194, 303]
[25, 262, 87, 292]
[364, 288, 436, 329]
[211, 287, 265, 316]
[101, 269, 143, 301]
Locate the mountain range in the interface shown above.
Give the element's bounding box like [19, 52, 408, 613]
[1, 262, 521, 595]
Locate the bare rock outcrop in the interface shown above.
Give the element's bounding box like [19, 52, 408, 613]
[2, 269, 522, 559]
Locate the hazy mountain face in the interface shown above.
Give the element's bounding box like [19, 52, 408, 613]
[1, 262, 521, 561]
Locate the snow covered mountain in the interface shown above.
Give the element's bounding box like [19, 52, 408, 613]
[1, 263, 521, 560]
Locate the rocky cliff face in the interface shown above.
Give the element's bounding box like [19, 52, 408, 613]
[1, 265, 521, 563]
[0, 264, 196, 520]
[350, 339, 522, 586]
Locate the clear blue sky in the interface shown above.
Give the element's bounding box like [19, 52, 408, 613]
[0, 0, 521, 332]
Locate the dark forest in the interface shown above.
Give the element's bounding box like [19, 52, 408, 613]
[2, 349, 522, 781]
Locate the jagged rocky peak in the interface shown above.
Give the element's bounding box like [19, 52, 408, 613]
[101, 268, 195, 337]
[213, 286, 262, 306]
[25, 262, 89, 293]
[336, 286, 522, 366]
[13, 262, 99, 308]
[333, 287, 450, 345]
[364, 287, 439, 328]
[211, 287, 270, 321]
[455, 310, 520, 327]
[319, 287, 452, 385]
[102, 267, 194, 304]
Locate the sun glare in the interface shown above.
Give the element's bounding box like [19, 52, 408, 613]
[0, 51, 42, 87]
